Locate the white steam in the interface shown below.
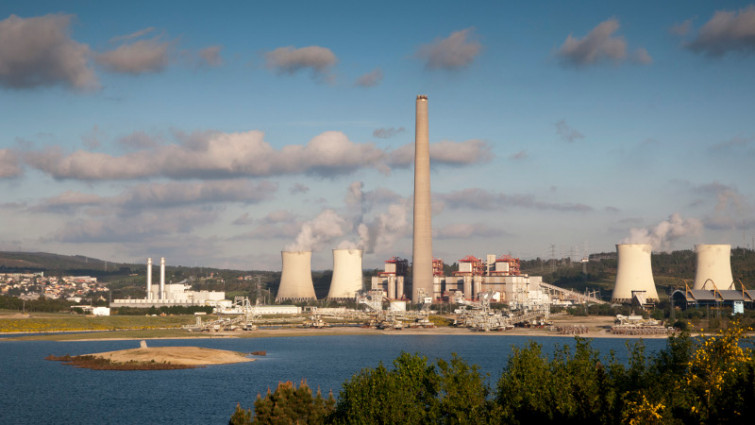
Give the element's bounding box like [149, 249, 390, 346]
[286, 209, 347, 251]
[622, 213, 703, 251]
[285, 181, 410, 255]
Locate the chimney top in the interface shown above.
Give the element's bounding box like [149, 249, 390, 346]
[417, 94, 427, 100]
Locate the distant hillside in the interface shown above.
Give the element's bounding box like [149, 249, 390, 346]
[0, 251, 130, 273]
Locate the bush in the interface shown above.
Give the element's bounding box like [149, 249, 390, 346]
[231, 322, 755, 424]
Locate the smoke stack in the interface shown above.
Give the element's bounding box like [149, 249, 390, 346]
[693, 244, 734, 290]
[327, 249, 363, 299]
[146, 258, 152, 300]
[412, 94, 433, 303]
[276, 251, 316, 302]
[160, 257, 165, 300]
[611, 244, 659, 303]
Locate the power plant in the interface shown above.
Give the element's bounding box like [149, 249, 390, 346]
[693, 244, 735, 290]
[327, 249, 364, 299]
[111, 257, 225, 307]
[276, 251, 316, 302]
[611, 244, 659, 304]
[412, 94, 433, 303]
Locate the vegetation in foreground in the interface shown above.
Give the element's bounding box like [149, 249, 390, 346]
[231, 322, 755, 424]
[45, 354, 196, 370]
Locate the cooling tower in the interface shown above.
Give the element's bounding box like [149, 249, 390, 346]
[327, 249, 363, 299]
[693, 244, 734, 290]
[276, 251, 316, 302]
[611, 244, 659, 303]
[412, 94, 433, 303]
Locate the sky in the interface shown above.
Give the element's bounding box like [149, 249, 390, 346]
[1, 1, 754, 271]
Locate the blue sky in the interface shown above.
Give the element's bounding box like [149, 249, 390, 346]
[1, 1, 754, 270]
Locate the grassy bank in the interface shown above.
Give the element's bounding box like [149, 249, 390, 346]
[0, 312, 194, 334]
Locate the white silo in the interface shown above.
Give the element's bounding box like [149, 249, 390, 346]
[611, 244, 659, 303]
[693, 244, 734, 290]
[327, 249, 363, 299]
[276, 251, 316, 302]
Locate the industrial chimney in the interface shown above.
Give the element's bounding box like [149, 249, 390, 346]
[160, 257, 166, 300]
[327, 249, 363, 299]
[611, 244, 659, 303]
[146, 258, 153, 300]
[276, 251, 317, 302]
[412, 94, 433, 303]
[693, 244, 734, 290]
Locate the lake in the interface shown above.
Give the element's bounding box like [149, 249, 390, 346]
[0, 335, 667, 424]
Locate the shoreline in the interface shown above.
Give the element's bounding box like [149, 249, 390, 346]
[4, 316, 677, 341]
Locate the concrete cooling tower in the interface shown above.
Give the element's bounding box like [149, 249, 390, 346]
[327, 249, 363, 299]
[276, 251, 316, 302]
[412, 94, 433, 303]
[611, 244, 659, 303]
[693, 244, 734, 290]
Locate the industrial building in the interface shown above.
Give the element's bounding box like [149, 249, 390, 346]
[371, 254, 552, 310]
[110, 257, 226, 308]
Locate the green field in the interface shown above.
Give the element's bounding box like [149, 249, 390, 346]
[0, 310, 194, 334]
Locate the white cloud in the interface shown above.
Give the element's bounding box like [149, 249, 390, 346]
[435, 223, 506, 239]
[437, 188, 593, 212]
[355, 68, 383, 87]
[0, 149, 22, 177]
[198, 45, 223, 67]
[97, 39, 171, 75]
[25, 130, 387, 180]
[264, 45, 336, 79]
[0, 14, 98, 90]
[110, 27, 155, 43]
[687, 6, 755, 56]
[632, 47, 653, 65]
[373, 127, 405, 139]
[556, 19, 650, 67]
[555, 120, 584, 142]
[416, 28, 481, 70]
[388, 139, 492, 167]
[670, 19, 693, 36]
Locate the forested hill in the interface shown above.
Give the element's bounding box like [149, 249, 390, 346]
[0, 251, 129, 275]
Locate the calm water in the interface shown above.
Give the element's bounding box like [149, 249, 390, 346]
[0, 335, 667, 424]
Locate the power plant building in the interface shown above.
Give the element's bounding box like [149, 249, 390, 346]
[111, 257, 225, 308]
[373, 254, 550, 310]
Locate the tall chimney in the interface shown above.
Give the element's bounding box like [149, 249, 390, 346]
[146, 258, 153, 300]
[160, 257, 166, 300]
[412, 95, 433, 303]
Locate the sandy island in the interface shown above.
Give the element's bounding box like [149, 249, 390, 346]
[92, 345, 255, 366]
[47, 342, 255, 370]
